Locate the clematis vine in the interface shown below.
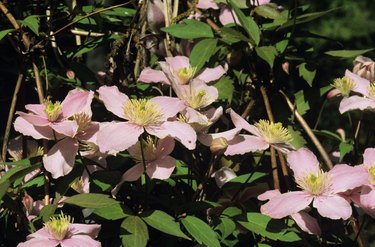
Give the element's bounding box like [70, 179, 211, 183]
[17, 213, 101, 247]
[112, 137, 176, 195]
[260, 148, 366, 220]
[96, 85, 196, 153]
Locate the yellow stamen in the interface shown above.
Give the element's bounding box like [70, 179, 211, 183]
[295, 170, 331, 195]
[368, 83, 375, 100]
[177, 67, 196, 85]
[123, 99, 164, 126]
[332, 76, 356, 97]
[129, 136, 157, 162]
[45, 213, 72, 241]
[368, 166, 375, 185]
[188, 89, 213, 110]
[44, 98, 62, 122]
[255, 120, 293, 144]
[73, 112, 91, 132]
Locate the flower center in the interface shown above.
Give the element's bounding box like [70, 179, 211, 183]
[123, 99, 164, 126]
[296, 170, 331, 195]
[177, 67, 195, 85]
[254, 120, 293, 144]
[129, 136, 157, 162]
[368, 166, 375, 185]
[45, 213, 72, 241]
[332, 76, 356, 97]
[188, 89, 213, 110]
[79, 141, 99, 154]
[73, 112, 91, 132]
[367, 83, 375, 100]
[44, 98, 62, 122]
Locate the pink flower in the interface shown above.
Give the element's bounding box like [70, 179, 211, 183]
[353, 56, 375, 83]
[258, 189, 321, 235]
[96, 85, 196, 153]
[138, 56, 225, 85]
[260, 148, 366, 220]
[112, 137, 176, 195]
[18, 213, 101, 247]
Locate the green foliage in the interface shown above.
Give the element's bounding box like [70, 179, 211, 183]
[181, 216, 221, 247]
[161, 20, 214, 39]
[121, 216, 149, 247]
[63, 193, 119, 208]
[189, 38, 218, 73]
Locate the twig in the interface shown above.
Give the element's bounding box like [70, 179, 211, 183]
[241, 99, 255, 119]
[280, 90, 333, 170]
[313, 99, 327, 130]
[1, 69, 24, 162]
[70, 29, 105, 37]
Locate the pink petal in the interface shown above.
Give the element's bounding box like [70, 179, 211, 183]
[14, 117, 54, 140]
[121, 163, 145, 182]
[225, 135, 269, 156]
[146, 121, 197, 150]
[204, 106, 223, 123]
[68, 223, 101, 238]
[25, 104, 46, 116]
[196, 0, 219, 9]
[26, 227, 53, 239]
[196, 66, 226, 83]
[219, 6, 239, 26]
[257, 189, 281, 201]
[363, 148, 375, 167]
[18, 238, 59, 247]
[156, 137, 175, 157]
[251, 0, 270, 5]
[147, 0, 165, 32]
[260, 191, 313, 219]
[97, 85, 128, 119]
[138, 67, 169, 85]
[339, 96, 375, 114]
[358, 185, 375, 209]
[61, 89, 94, 118]
[165, 56, 190, 72]
[147, 156, 176, 179]
[62, 235, 101, 247]
[151, 96, 185, 119]
[159, 61, 179, 86]
[77, 122, 100, 143]
[291, 211, 321, 235]
[96, 122, 143, 153]
[287, 148, 320, 178]
[189, 79, 218, 107]
[198, 128, 241, 146]
[313, 194, 352, 220]
[43, 138, 78, 179]
[329, 164, 368, 193]
[227, 108, 260, 136]
[345, 69, 370, 96]
[16, 112, 50, 126]
[50, 121, 78, 138]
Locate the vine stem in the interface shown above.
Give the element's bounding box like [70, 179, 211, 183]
[139, 134, 149, 209]
[280, 90, 333, 170]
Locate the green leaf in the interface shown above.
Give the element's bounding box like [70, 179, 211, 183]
[220, 27, 251, 44]
[190, 38, 218, 73]
[228, 0, 260, 45]
[223, 172, 266, 190]
[325, 48, 374, 58]
[141, 210, 189, 239]
[254, 5, 284, 20]
[93, 203, 131, 220]
[313, 130, 342, 142]
[216, 217, 236, 239]
[279, 9, 337, 30]
[222, 207, 242, 217]
[213, 76, 234, 102]
[294, 90, 310, 115]
[255, 46, 278, 68]
[288, 127, 307, 149]
[39, 204, 57, 222]
[238, 212, 300, 242]
[63, 193, 118, 208]
[0, 29, 14, 41]
[161, 19, 213, 39]
[339, 142, 353, 161]
[121, 216, 149, 247]
[298, 63, 316, 87]
[21, 16, 40, 35]
[181, 216, 220, 247]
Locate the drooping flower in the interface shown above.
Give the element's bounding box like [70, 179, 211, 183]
[258, 189, 321, 235]
[260, 148, 366, 220]
[353, 56, 375, 83]
[17, 213, 101, 247]
[96, 85, 196, 153]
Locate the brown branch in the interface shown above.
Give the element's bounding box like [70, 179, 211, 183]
[241, 99, 255, 119]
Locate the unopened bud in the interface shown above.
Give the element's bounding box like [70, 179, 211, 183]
[282, 61, 289, 74]
[212, 167, 237, 188]
[326, 89, 341, 100]
[210, 137, 228, 154]
[22, 194, 34, 214]
[353, 56, 375, 82]
[66, 69, 75, 79]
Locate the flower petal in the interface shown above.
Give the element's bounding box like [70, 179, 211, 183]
[196, 0, 219, 9]
[345, 69, 370, 96]
[227, 108, 260, 136]
[14, 117, 54, 140]
[146, 121, 197, 150]
[156, 137, 175, 157]
[97, 85, 128, 119]
[68, 223, 101, 238]
[122, 163, 145, 182]
[260, 191, 313, 219]
[196, 66, 226, 83]
[61, 89, 94, 118]
[165, 56, 190, 72]
[25, 104, 46, 116]
[287, 148, 320, 178]
[97, 122, 143, 153]
[225, 135, 269, 156]
[198, 128, 240, 146]
[257, 189, 281, 201]
[138, 67, 169, 85]
[61, 235, 101, 247]
[151, 96, 185, 119]
[313, 194, 352, 220]
[358, 185, 375, 209]
[363, 148, 375, 167]
[50, 121, 78, 138]
[43, 138, 78, 179]
[291, 211, 321, 235]
[339, 96, 375, 114]
[329, 164, 368, 193]
[18, 238, 59, 247]
[147, 156, 176, 180]
[16, 112, 50, 126]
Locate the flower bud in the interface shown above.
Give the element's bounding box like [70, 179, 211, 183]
[282, 61, 289, 74]
[353, 56, 375, 82]
[212, 167, 237, 188]
[22, 194, 34, 214]
[210, 137, 228, 154]
[66, 69, 75, 79]
[326, 88, 341, 100]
